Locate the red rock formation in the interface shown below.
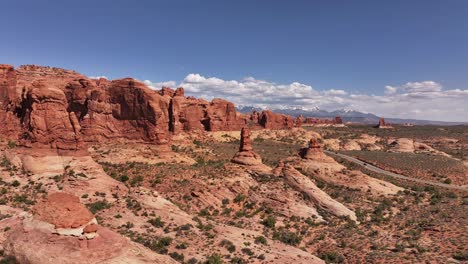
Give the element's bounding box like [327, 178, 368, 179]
[231, 127, 262, 165]
[300, 138, 325, 159]
[0, 64, 21, 137]
[258, 110, 294, 129]
[375, 117, 392, 128]
[294, 115, 304, 127]
[334, 116, 343, 124]
[379, 118, 386, 127]
[32, 192, 95, 229]
[304, 116, 343, 125]
[0, 64, 297, 150]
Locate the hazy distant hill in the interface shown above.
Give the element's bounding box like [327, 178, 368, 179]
[236, 106, 467, 125]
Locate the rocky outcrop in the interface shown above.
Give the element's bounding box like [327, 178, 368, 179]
[31, 192, 97, 238]
[300, 138, 325, 159]
[375, 117, 392, 128]
[2, 193, 177, 264]
[294, 115, 304, 127]
[304, 116, 343, 125]
[258, 110, 294, 129]
[0, 64, 298, 150]
[280, 165, 357, 222]
[231, 127, 262, 165]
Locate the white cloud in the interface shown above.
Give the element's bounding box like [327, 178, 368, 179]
[144, 76, 468, 122]
[143, 80, 177, 90]
[88, 75, 108, 79]
[401, 81, 442, 92]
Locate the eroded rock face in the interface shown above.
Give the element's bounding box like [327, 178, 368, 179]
[0, 64, 298, 150]
[259, 110, 294, 129]
[231, 127, 262, 165]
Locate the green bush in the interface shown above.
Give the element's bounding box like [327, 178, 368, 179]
[86, 200, 111, 214]
[147, 217, 165, 228]
[204, 254, 223, 264]
[273, 230, 302, 246]
[254, 236, 267, 245]
[261, 216, 276, 228]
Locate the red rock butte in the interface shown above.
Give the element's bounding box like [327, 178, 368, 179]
[0, 64, 301, 151]
[32, 192, 95, 229]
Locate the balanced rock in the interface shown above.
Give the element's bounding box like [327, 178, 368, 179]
[231, 127, 262, 165]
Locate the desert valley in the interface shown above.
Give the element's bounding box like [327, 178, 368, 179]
[0, 64, 466, 264]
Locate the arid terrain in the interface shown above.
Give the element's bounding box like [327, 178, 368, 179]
[0, 65, 467, 264]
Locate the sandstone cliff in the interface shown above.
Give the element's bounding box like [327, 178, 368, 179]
[0, 64, 296, 150]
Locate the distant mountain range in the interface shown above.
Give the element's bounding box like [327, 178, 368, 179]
[236, 106, 467, 125]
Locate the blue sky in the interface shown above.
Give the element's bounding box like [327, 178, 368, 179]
[1, 0, 467, 121]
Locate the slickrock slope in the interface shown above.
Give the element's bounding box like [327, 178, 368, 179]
[279, 164, 358, 222]
[0, 64, 298, 151]
[388, 137, 452, 157]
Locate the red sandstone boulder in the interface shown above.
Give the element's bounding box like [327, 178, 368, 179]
[32, 192, 95, 229]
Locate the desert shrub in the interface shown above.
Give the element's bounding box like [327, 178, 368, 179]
[233, 194, 245, 203]
[219, 239, 236, 253]
[230, 256, 247, 263]
[254, 236, 267, 245]
[204, 253, 223, 264]
[147, 217, 165, 228]
[87, 200, 111, 214]
[273, 230, 302, 246]
[261, 216, 276, 228]
[11, 180, 20, 187]
[7, 141, 16, 149]
[187, 258, 198, 264]
[453, 252, 468, 261]
[125, 198, 142, 211]
[241, 248, 254, 256]
[175, 243, 188, 249]
[0, 255, 18, 264]
[144, 236, 172, 254]
[119, 175, 129, 182]
[319, 251, 345, 264]
[169, 252, 185, 262]
[130, 175, 144, 187]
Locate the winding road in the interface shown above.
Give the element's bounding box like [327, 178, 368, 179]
[324, 150, 468, 191]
